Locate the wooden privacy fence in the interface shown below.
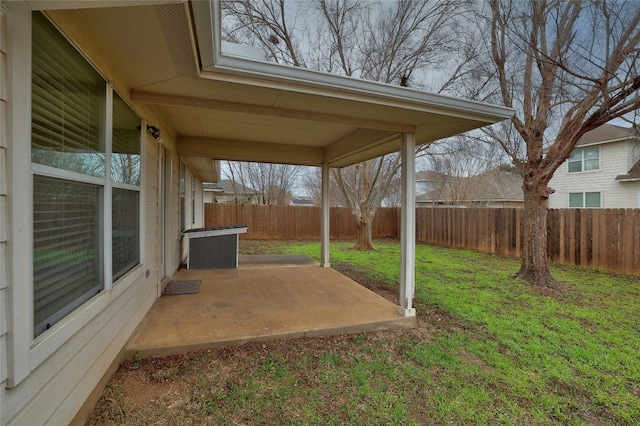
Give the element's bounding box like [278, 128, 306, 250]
[205, 203, 640, 275]
[205, 203, 399, 240]
[415, 207, 523, 257]
[417, 208, 640, 275]
[547, 208, 640, 276]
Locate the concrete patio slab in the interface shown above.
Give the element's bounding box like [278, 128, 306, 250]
[125, 264, 415, 359]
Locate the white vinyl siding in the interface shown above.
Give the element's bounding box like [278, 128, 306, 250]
[1, 12, 9, 387]
[2, 12, 164, 424]
[549, 141, 640, 208]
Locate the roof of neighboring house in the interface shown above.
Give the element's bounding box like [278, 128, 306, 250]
[291, 197, 316, 206]
[416, 172, 523, 203]
[415, 170, 451, 182]
[576, 124, 639, 147]
[616, 159, 640, 181]
[203, 180, 259, 195]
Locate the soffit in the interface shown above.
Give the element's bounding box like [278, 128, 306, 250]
[54, 3, 512, 178]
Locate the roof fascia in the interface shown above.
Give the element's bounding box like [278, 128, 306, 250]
[1, 0, 185, 12]
[192, 0, 514, 123]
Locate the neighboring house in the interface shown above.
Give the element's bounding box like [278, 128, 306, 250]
[416, 171, 524, 208]
[549, 124, 640, 208]
[290, 197, 316, 207]
[0, 3, 511, 425]
[203, 180, 261, 204]
[415, 170, 451, 195]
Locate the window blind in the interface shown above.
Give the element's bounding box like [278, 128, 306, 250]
[112, 92, 141, 185]
[33, 176, 102, 336]
[31, 12, 106, 178]
[112, 189, 140, 281]
[31, 12, 142, 336]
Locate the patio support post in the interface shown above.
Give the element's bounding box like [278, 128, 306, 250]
[399, 132, 416, 317]
[321, 161, 331, 268]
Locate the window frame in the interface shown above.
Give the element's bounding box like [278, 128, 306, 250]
[191, 177, 196, 224]
[568, 146, 600, 173]
[6, 11, 145, 387]
[180, 160, 186, 231]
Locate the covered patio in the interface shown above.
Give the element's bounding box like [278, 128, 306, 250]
[125, 257, 414, 359]
[44, 1, 513, 322]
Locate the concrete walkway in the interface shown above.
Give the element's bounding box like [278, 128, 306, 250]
[125, 260, 415, 359]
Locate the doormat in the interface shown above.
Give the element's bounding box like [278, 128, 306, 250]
[163, 279, 201, 296]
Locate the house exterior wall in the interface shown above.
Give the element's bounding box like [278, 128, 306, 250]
[549, 141, 640, 208]
[0, 11, 201, 425]
[204, 190, 216, 204]
[0, 14, 9, 426]
[186, 170, 204, 229]
[178, 167, 204, 266]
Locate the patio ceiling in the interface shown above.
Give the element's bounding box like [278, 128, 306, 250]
[45, 1, 513, 182]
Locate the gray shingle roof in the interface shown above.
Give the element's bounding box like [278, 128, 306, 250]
[203, 180, 258, 194]
[576, 124, 638, 146]
[416, 172, 523, 203]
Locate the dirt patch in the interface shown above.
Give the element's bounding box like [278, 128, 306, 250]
[113, 367, 186, 407]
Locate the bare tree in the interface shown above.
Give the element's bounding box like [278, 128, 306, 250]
[223, 0, 305, 66]
[224, 161, 302, 205]
[223, 0, 471, 249]
[300, 167, 344, 206]
[332, 155, 401, 249]
[471, 0, 640, 286]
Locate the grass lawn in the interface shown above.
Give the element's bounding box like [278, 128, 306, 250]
[88, 239, 640, 425]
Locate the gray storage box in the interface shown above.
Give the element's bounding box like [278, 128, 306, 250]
[183, 225, 248, 269]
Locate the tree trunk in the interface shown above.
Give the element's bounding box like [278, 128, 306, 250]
[353, 208, 376, 250]
[516, 179, 556, 286]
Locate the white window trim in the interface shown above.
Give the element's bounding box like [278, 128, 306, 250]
[191, 177, 196, 225]
[6, 11, 145, 387]
[7, 11, 34, 387]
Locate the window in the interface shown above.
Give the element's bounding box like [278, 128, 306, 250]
[569, 192, 601, 208]
[180, 161, 186, 231]
[112, 93, 141, 280]
[31, 13, 141, 336]
[33, 176, 102, 337]
[568, 147, 600, 173]
[191, 179, 196, 224]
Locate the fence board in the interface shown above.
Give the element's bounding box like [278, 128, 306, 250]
[205, 204, 638, 276]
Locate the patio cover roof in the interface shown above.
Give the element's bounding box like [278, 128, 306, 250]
[22, 0, 513, 182]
